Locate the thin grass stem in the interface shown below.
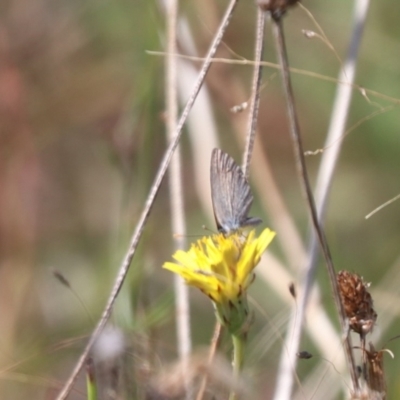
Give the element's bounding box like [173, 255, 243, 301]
[55, 1, 239, 398]
[365, 192, 400, 219]
[242, 7, 266, 178]
[147, 51, 400, 105]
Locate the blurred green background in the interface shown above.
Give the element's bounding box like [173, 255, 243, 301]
[1, 0, 400, 398]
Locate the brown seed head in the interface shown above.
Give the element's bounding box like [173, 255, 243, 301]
[257, 0, 300, 20]
[365, 343, 387, 400]
[337, 270, 377, 336]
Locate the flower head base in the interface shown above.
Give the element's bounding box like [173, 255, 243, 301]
[163, 228, 275, 334]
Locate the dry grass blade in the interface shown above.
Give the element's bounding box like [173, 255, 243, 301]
[365, 193, 400, 219]
[242, 7, 266, 178]
[147, 51, 400, 106]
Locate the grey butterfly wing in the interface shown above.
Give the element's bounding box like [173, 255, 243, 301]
[210, 149, 238, 231]
[210, 148, 261, 233]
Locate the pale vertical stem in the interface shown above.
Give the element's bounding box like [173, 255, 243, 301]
[273, 1, 370, 399]
[164, 0, 192, 398]
[314, 0, 370, 218]
[242, 7, 266, 178]
[55, 1, 239, 398]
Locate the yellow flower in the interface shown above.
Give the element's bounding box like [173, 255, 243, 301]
[163, 228, 275, 334]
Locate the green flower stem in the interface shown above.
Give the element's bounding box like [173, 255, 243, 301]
[229, 333, 246, 400]
[86, 376, 97, 400]
[86, 358, 97, 400]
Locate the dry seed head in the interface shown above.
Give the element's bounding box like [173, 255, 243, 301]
[257, 0, 300, 19]
[365, 343, 388, 400]
[337, 270, 377, 336]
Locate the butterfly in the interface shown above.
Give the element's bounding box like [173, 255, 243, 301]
[210, 148, 262, 234]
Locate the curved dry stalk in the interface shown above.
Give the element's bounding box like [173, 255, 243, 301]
[365, 193, 400, 219]
[271, 14, 359, 400]
[55, 1, 239, 398]
[242, 7, 266, 178]
[272, 1, 371, 399]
